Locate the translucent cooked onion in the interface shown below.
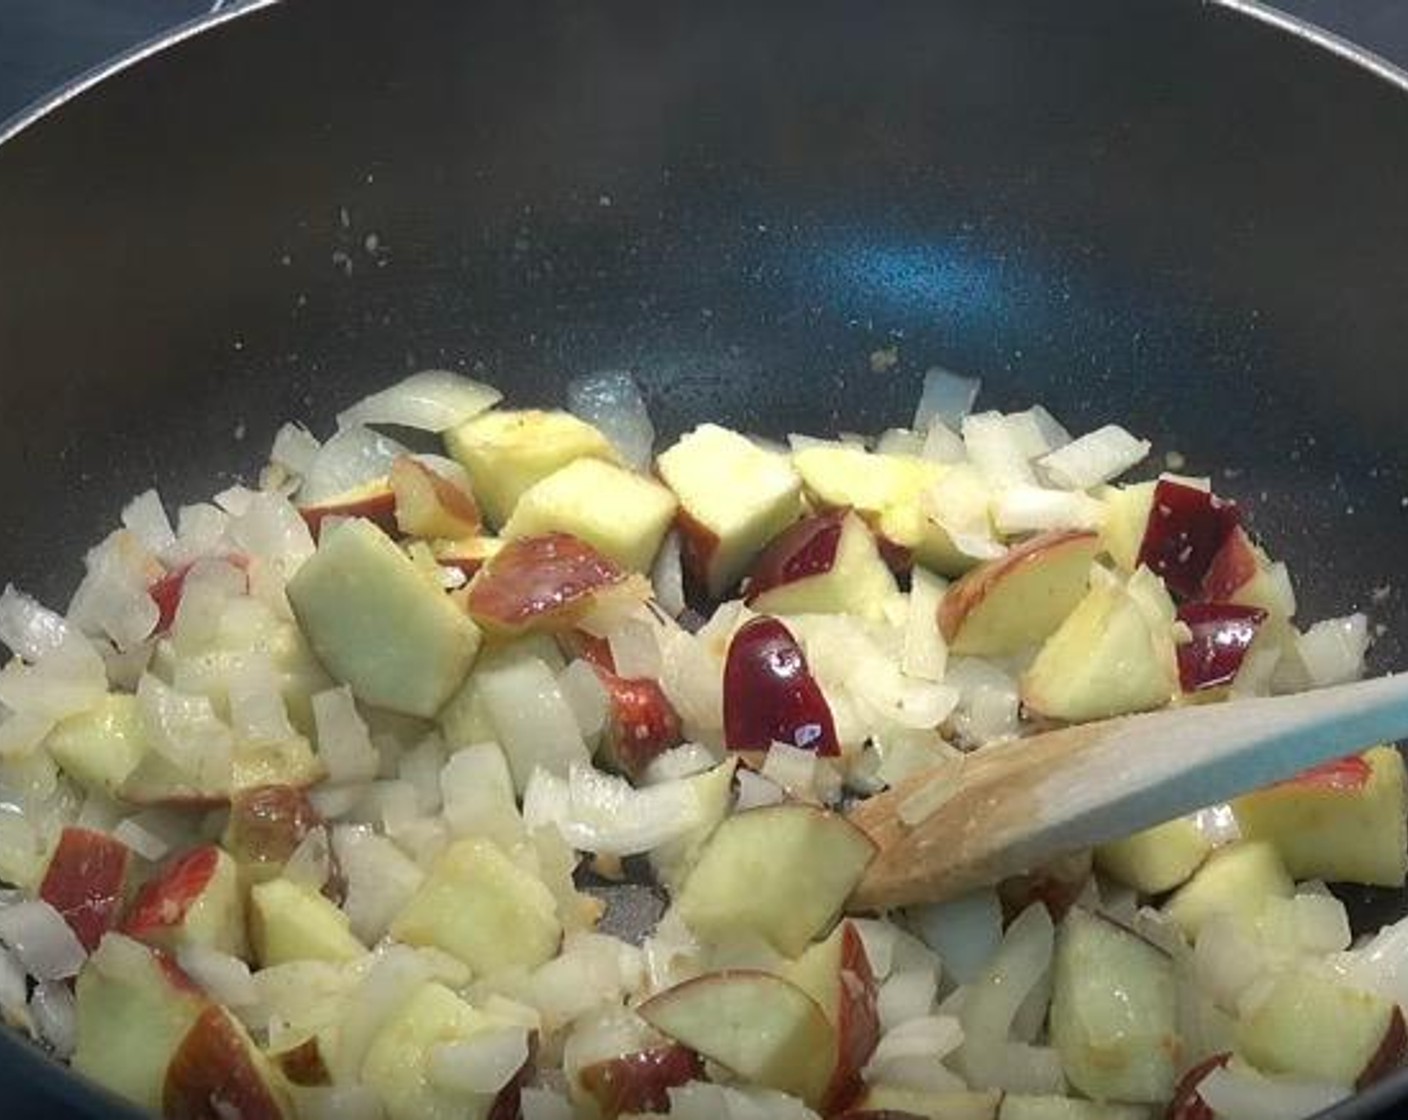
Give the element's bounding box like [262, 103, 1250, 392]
[289, 1085, 386, 1120]
[520, 1088, 574, 1120]
[1296, 613, 1369, 688]
[66, 531, 161, 651]
[227, 491, 316, 568]
[919, 418, 968, 464]
[0, 899, 86, 980]
[269, 422, 322, 479]
[945, 657, 1020, 745]
[524, 763, 708, 856]
[875, 428, 925, 456]
[1038, 424, 1150, 489]
[121, 490, 177, 554]
[439, 743, 521, 846]
[567, 371, 656, 470]
[607, 616, 665, 679]
[333, 946, 437, 1083]
[298, 426, 409, 505]
[902, 568, 949, 683]
[475, 656, 591, 787]
[176, 945, 257, 1008]
[335, 370, 502, 433]
[992, 484, 1105, 535]
[876, 969, 938, 1031]
[914, 367, 982, 432]
[0, 945, 27, 1021]
[136, 673, 233, 788]
[733, 768, 786, 812]
[667, 1082, 818, 1120]
[311, 686, 380, 784]
[333, 825, 426, 943]
[28, 979, 76, 1058]
[1197, 1065, 1349, 1120]
[641, 742, 718, 785]
[962, 411, 1038, 489]
[0, 585, 71, 662]
[650, 530, 686, 619]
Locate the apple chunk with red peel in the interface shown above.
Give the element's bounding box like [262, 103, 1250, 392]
[444, 407, 619, 528]
[1021, 565, 1179, 722]
[288, 516, 482, 718]
[502, 456, 679, 573]
[1175, 602, 1267, 693]
[466, 531, 646, 637]
[656, 422, 804, 599]
[164, 1004, 293, 1120]
[73, 934, 210, 1112]
[723, 616, 840, 756]
[1049, 907, 1178, 1104]
[223, 783, 336, 889]
[432, 536, 502, 580]
[938, 530, 1100, 657]
[1231, 745, 1408, 887]
[1201, 525, 1295, 620]
[1136, 478, 1240, 599]
[1237, 970, 1406, 1088]
[298, 477, 399, 540]
[390, 455, 481, 539]
[591, 665, 684, 779]
[639, 970, 835, 1104]
[46, 692, 149, 798]
[122, 844, 248, 958]
[578, 1044, 705, 1120]
[674, 802, 875, 956]
[39, 826, 132, 952]
[745, 509, 899, 621]
[782, 919, 880, 1115]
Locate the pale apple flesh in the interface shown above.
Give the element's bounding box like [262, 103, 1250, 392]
[1162, 840, 1294, 938]
[390, 454, 481, 540]
[249, 876, 367, 966]
[297, 478, 399, 540]
[163, 1004, 293, 1120]
[120, 844, 248, 959]
[745, 509, 899, 621]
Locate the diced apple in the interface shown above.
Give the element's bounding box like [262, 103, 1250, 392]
[1162, 841, 1293, 938]
[502, 456, 678, 573]
[148, 555, 252, 636]
[1175, 602, 1267, 693]
[249, 877, 367, 966]
[723, 616, 840, 756]
[164, 1004, 293, 1120]
[361, 980, 531, 1120]
[1020, 565, 1178, 722]
[465, 531, 646, 637]
[122, 844, 248, 958]
[1049, 907, 1177, 1103]
[674, 802, 876, 956]
[591, 664, 684, 779]
[1232, 746, 1408, 888]
[656, 423, 804, 599]
[1201, 526, 1294, 620]
[1095, 818, 1212, 895]
[745, 509, 899, 621]
[73, 933, 210, 1112]
[850, 1085, 1002, 1119]
[390, 455, 481, 540]
[1237, 970, 1404, 1088]
[1099, 481, 1156, 574]
[223, 784, 335, 888]
[1136, 479, 1239, 599]
[578, 1045, 705, 1120]
[432, 536, 503, 581]
[782, 920, 880, 1114]
[390, 836, 562, 977]
[999, 1097, 1152, 1120]
[38, 826, 132, 951]
[938, 530, 1101, 657]
[638, 969, 835, 1104]
[45, 692, 148, 797]
[445, 408, 618, 527]
[648, 758, 739, 892]
[298, 477, 399, 540]
[287, 517, 482, 717]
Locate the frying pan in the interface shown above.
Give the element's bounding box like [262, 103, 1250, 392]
[3, 0, 1408, 1116]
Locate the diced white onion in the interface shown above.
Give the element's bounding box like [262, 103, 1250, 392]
[136, 673, 233, 789]
[312, 686, 380, 784]
[476, 656, 591, 792]
[291, 1084, 387, 1120]
[910, 888, 1003, 986]
[1197, 1065, 1349, 1120]
[121, 490, 177, 554]
[1038, 424, 1150, 490]
[428, 1026, 530, 1094]
[28, 979, 76, 1057]
[760, 742, 820, 800]
[527, 936, 645, 1031]
[0, 586, 72, 662]
[1193, 913, 1263, 1011]
[1297, 613, 1369, 688]
[227, 491, 316, 568]
[557, 656, 612, 744]
[877, 969, 939, 1031]
[667, 1082, 819, 1120]
[270, 422, 322, 480]
[914, 367, 981, 431]
[0, 945, 25, 1019]
[992, 484, 1105, 535]
[902, 569, 949, 683]
[962, 411, 1037, 489]
[335, 370, 502, 433]
[0, 899, 86, 980]
[642, 742, 719, 785]
[875, 428, 925, 456]
[867, 1015, 964, 1082]
[334, 825, 426, 944]
[66, 531, 161, 651]
[163, 503, 232, 568]
[567, 371, 655, 470]
[0, 632, 107, 726]
[607, 616, 664, 679]
[922, 465, 1004, 561]
[945, 657, 1020, 744]
[112, 817, 172, 861]
[298, 426, 408, 505]
[524, 763, 709, 856]
[520, 1087, 574, 1120]
[734, 767, 786, 811]
[176, 945, 257, 1007]
[332, 946, 437, 1083]
[650, 531, 686, 618]
[439, 744, 521, 847]
[919, 418, 968, 464]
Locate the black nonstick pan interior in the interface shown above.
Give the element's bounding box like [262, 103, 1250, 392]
[3, 0, 1408, 1115]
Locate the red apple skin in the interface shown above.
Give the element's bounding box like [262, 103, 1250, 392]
[1137, 479, 1240, 599]
[1163, 1052, 1231, 1120]
[1200, 526, 1261, 603]
[390, 455, 481, 539]
[559, 629, 616, 671]
[1274, 754, 1372, 794]
[466, 532, 628, 634]
[273, 1037, 329, 1086]
[224, 785, 344, 903]
[593, 667, 685, 779]
[723, 616, 840, 757]
[674, 508, 725, 599]
[38, 827, 132, 952]
[579, 1044, 706, 1119]
[1359, 1006, 1408, 1089]
[1175, 602, 1267, 692]
[298, 481, 399, 541]
[821, 922, 882, 1116]
[164, 1005, 288, 1120]
[121, 845, 221, 943]
[148, 555, 250, 635]
[743, 510, 847, 604]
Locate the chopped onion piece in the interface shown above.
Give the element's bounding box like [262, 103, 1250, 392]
[520, 1088, 574, 1120]
[919, 417, 968, 464]
[270, 422, 322, 479]
[1197, 1064, 1349, 1120]
[332, 946, 437, 1083]
[902, 568, 949, 683]
[876, 969, 939, 1031]
[0, 633, 107, 724]
[0, 899, 86, 980]
[945, 657, 1020, 745]
[760, 742, 820, 800]
[29, 979, 76, 1058]
[66, 531, 160, 651]
[567, 371, 655, 470]
[667, 1082, 819, 1120]
[298, 425, 409, 505]
[875, 428, 925, 456]
[0, 945, 25, 1020]
[524, 763, 710, 856]
[922, 466, 1004, 562]
[312, 686, 380, 784]
[112, 816, 173, 861]
[439, 744, 521, 846]
[176, 945, 256, 1007]
[734, 768, 786, 812]
[476, 655, 591, 790]
[0, 586, 71, 662]
[992, 484, 1105, 535]
[607, 616, 664, 679]
[121, 490, 177, 554]
[650, 530, 686, 618]
[962, 411, 1037, 489]
[428, 1026, 530, 1094]
[136, 673, 233, 789]
[914, 367, 982, 431]
[227, 490, 315, 568]
[642, 742, 719, 785]
[335, 370, 502, 433]
[334, 825, 426, 943]
[1038, 424, 1150, 490]
[291, 1085, 386, 1120]
[1297, 613, 1368, 688]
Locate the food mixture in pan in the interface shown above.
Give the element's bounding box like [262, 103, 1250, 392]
[0, 367, 1403, 1120]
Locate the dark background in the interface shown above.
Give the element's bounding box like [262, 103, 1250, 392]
[2, 0, 1408, 124]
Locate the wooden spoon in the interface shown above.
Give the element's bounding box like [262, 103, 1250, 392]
[848, 672, 1408, 911]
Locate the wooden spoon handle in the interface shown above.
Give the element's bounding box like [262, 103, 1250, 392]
[847, 672, 1408, 911]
